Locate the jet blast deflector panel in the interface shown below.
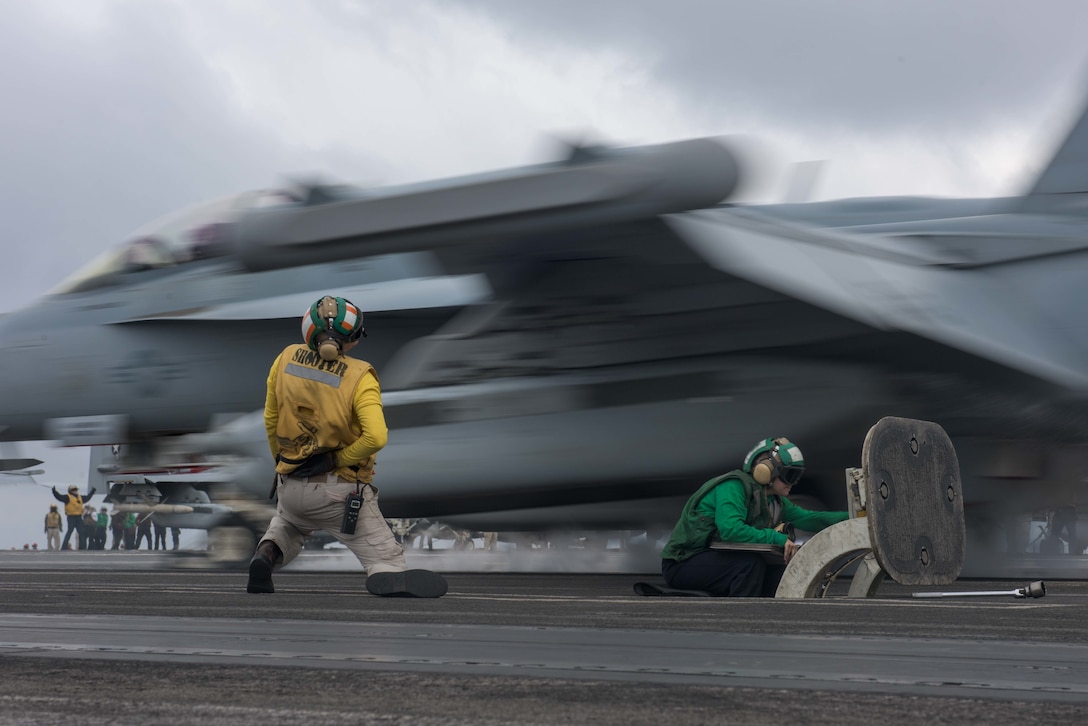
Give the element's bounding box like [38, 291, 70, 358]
[863, 416, 965, 585]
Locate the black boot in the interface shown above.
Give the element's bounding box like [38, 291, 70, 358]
[247, 540, 283, 594]
[366, 569, 448, 598]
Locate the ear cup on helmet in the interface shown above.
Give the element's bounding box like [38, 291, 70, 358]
[317, 338, 342, 361]
[744, 437, 778, 484]
[752, 457, 777, 486]
[745, 437, 797, 486]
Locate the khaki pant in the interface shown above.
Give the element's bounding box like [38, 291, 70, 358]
[259, 473, 406, 575]
[46, 528, 61, 551]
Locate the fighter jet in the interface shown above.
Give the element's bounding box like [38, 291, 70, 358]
[1, 94, 1086, 569]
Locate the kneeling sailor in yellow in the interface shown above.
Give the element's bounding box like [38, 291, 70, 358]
[247, 295, 447, 597]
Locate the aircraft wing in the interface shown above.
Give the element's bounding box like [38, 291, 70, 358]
[0, 458, 43, 472]
[220, 132, 1087, 393]
[667, 206, 1088, 392]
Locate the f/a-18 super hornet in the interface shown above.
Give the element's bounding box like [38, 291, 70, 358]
[2, 90, 1087, 570]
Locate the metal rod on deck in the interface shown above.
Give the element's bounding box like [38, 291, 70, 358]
[911, 580, 1046, 599]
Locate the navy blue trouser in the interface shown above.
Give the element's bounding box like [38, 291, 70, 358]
[61, 516, 84, 551]
[661, 549, 784, 597]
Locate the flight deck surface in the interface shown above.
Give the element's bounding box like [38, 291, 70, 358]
[0, 550, 1086, 725]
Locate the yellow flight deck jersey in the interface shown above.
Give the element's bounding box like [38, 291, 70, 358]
[264, 344, 388, 484]
[64, 494, 84, 517]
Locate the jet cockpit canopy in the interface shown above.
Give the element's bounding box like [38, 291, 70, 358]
[49, 189, 300, 295]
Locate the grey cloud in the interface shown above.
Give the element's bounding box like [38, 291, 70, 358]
[449, 0, 1088, 134]
[0, 3, 386, 310]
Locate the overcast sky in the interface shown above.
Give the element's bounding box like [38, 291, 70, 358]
[3, 0, 1088, 548]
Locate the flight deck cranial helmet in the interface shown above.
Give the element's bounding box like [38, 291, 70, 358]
[301, 295, 365, 361]
[743, 437, 805, 487]
[67, 485, 78, 493]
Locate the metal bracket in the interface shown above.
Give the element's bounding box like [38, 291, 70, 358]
[775, 516, 874, 598]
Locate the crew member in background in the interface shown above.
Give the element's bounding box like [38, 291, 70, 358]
[110, 509, 126, 550]
[153, 519, 168, 550]
[81, 507, 97, 550]
[44, 504, 63, 551]
[53, 484, 96, 551]
[94, 507, 110, 550]
[134, 511, 154, 550]
[660, 437, 848, 597]
[247, 295, 447, 597]
[123, 511, 137, 550]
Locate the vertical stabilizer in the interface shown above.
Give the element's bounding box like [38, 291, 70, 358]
[1023, 96, 1088, 209]
[87, 444, 122, 495]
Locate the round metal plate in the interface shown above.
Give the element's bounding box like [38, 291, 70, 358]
[863, 416, 965, 585]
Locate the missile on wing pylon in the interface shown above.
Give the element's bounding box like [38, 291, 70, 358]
[232, 137, 744, 272]
[111, 504, 196, 514]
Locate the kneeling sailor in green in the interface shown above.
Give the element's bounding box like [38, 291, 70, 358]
[661, 437, 847, 597]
